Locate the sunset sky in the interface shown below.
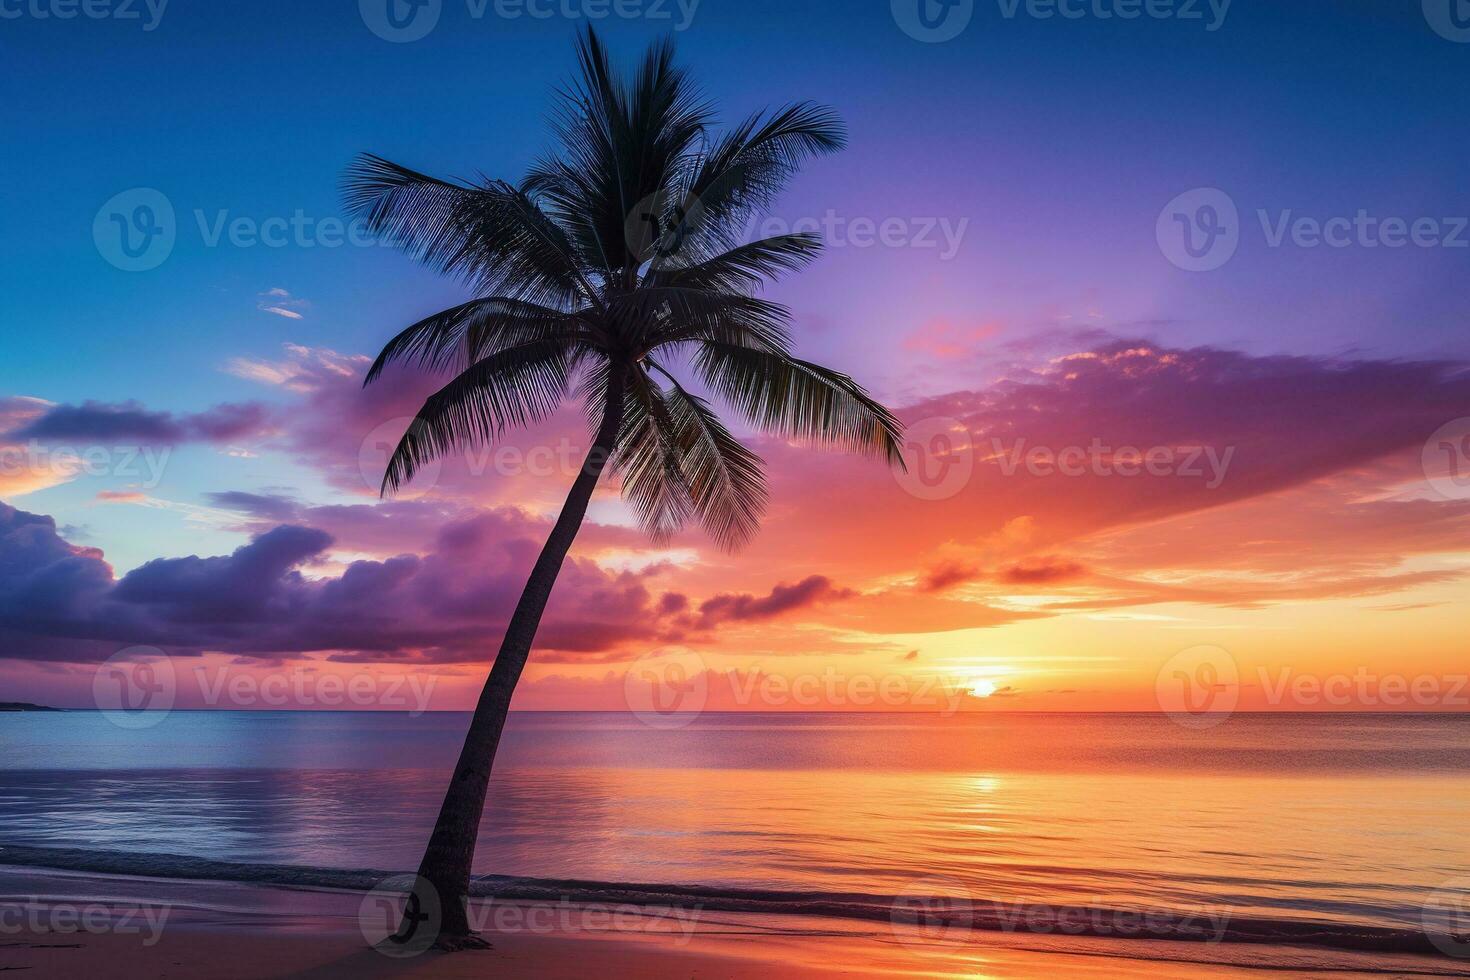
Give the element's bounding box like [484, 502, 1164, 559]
[3, 0, 1468, 713]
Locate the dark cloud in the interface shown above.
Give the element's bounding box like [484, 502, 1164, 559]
[915, 557, 1084, 592]
[0, 502, 676, 665]
[204, 491, 302, 522]
[112, 525, 333, 623]
[693, 575, 853, 628]
[205, 491, 502, 557]
[657, 592, 689, 615]
[997, 558, 1086, 584]
[917, 561, 981, 593]
[11, 400, 270, 445]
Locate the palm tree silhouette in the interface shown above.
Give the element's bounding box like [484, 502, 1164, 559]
[345, 27, 903, 945]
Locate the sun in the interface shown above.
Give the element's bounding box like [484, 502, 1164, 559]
[967, 678, 998, 698]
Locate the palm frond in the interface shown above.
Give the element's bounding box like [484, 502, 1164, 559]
[382, 340, 572, 494]
[694, 342, 905, 466]
[671, 103, 847, 251]
[650, 361, 766, 551]
[615, 287, 792, 353]
[650, 233, 824, 294]
[525, 27, 712, 280]
[614, 368, 692, 543]
[363, 297, 587, 386]
[343, 154, 591, 307]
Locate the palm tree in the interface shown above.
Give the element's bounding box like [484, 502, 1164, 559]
[344, 27, 903, 946]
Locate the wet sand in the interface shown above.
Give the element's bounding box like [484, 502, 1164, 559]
[1, 867, 1465, 979]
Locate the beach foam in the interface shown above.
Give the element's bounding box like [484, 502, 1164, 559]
[0, 842, 1461, 959]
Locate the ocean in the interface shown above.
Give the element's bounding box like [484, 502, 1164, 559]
[2, 710, 1468, 963]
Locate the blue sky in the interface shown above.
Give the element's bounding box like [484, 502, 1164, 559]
[4, 0, 1467, 408]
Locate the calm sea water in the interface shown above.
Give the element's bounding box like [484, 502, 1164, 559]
[1, 711, 1467, 938]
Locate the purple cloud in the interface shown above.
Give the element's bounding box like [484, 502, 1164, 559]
[0, 502, 677, 665]
[12, 400, 271, 445]
[694, 575, 853, 628]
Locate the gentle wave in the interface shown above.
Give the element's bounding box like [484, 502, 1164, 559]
[0, 843, 1460, 959]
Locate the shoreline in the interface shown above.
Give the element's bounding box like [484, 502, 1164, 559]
[0, 842, 1459, 959]
[2, 865, 1466, 978]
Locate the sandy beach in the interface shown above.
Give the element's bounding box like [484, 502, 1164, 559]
[4, 866, 1466, 979]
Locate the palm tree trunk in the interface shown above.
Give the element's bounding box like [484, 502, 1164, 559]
[403, 371, 626, 942]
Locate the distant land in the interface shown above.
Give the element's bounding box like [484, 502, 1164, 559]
[0, 703, 61, 712]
